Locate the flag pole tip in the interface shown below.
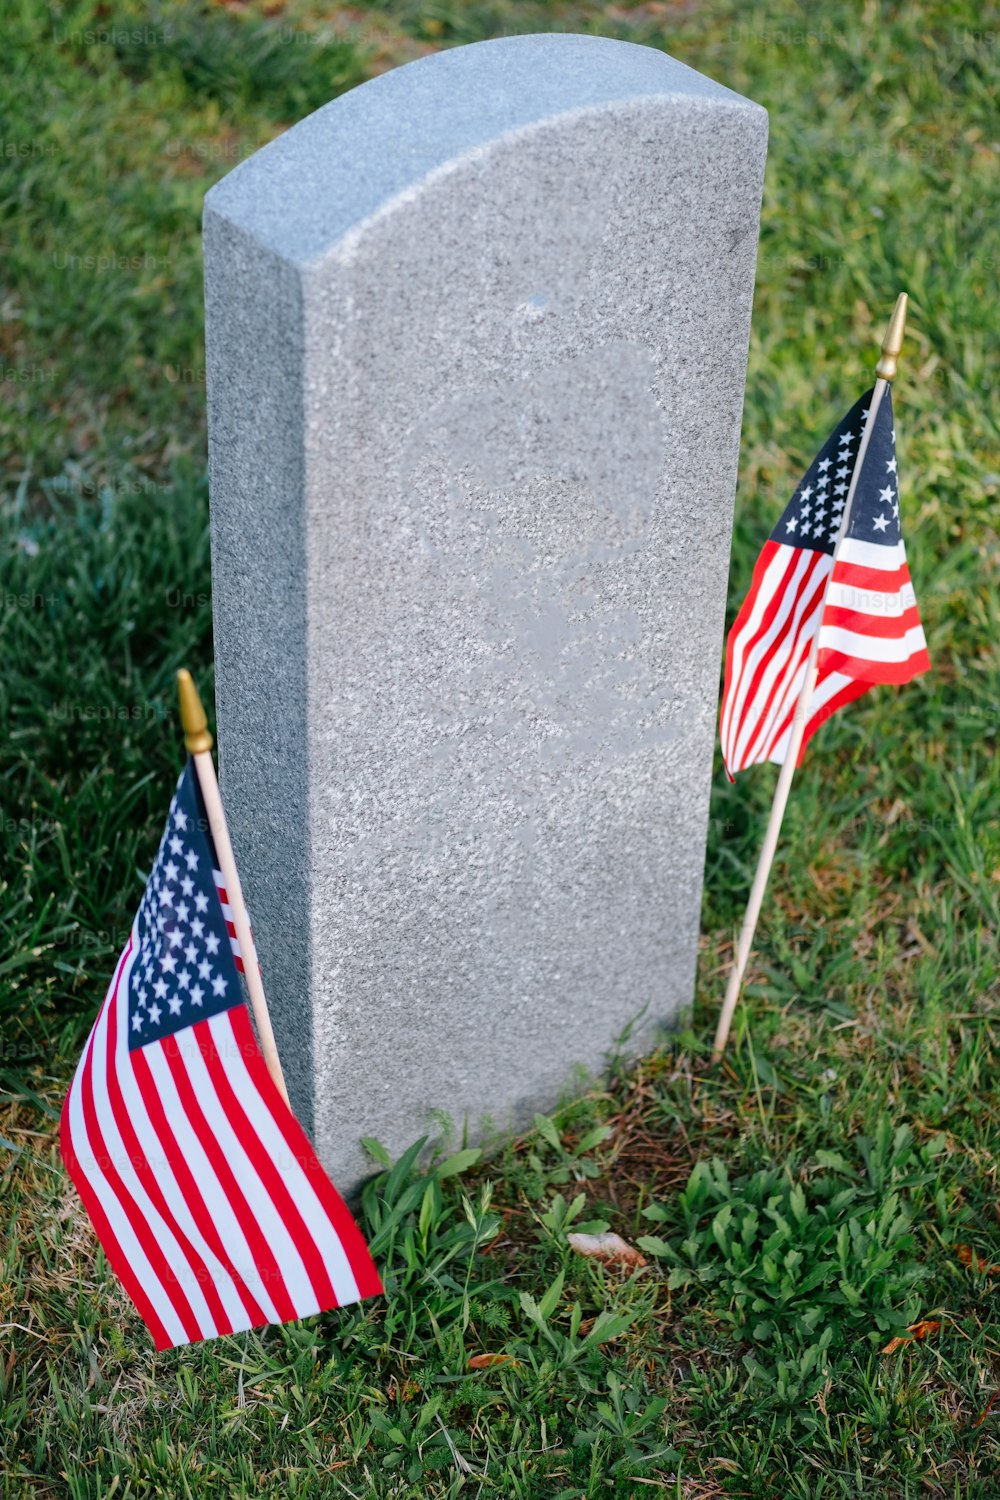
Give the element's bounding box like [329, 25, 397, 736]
[875, 292, 908, 381]
[177, 669, 213, 754]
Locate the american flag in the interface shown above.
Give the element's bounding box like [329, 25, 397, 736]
[720, 386, 930, 778]
[60, 759, 382, 1350]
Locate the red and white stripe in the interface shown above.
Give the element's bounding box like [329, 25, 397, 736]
[720, 539, 833, 776]
[816, 537, 930, 683]
[767, 536, 930, 763]
[213, 870, 246, 973]
[60, 926, 382, 1350]
[721, 534, 929, 777]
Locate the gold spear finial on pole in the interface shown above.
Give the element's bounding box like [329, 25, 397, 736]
[177, 668, 213, 754]
[875, 292, 908, 382]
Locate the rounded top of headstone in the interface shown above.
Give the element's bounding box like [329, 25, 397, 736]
[205, 32, 766, 268]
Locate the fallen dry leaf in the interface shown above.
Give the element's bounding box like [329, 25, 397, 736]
[957, 1245, 1000, 1275]
[467, 1353, 517, 1370]
[973, 1389, 1000, 1428]
[880, 1319, 941, 1355]
[567, 1231, 647, 1269]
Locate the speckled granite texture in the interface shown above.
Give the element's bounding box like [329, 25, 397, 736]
[204, 33, 767, 1194]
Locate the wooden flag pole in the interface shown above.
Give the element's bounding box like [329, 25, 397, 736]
[177, 669, 290, 1104]
[712, 294, 908, 1063]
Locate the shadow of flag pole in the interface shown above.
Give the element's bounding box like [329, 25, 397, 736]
[176, 668, 291, 1104]
[712, 294, 909, 1064]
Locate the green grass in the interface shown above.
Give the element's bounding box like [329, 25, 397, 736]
[2, 0, 999, 1493]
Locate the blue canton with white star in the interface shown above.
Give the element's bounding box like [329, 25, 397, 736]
[842, 386, 901, 548]
[770, 388, 874, 556]
[127, 760, 242, 1051]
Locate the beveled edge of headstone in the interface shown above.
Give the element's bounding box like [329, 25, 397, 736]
[204, 33, 767, 268]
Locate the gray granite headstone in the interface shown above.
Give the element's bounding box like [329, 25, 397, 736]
[204, 33, 766, 1192]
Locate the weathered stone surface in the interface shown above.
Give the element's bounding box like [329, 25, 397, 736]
[204, 33, 766, 1192]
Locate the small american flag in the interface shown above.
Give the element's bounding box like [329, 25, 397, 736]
[720, 386, 930, 777]
[60, 759, 382, 1351]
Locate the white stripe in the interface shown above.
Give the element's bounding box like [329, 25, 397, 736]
[172, 1026, 321, 1320]
[733, 556, 830, 768]
[141, 1042, 281, 1324]
[754, 654, 808, 767]
[733, 577, 824, 767]
[727, 549, 828, 767]
[748, 585, 832, 765]
[118, 1043, 253, 1335]
[752, 647, 810, 766]
[816, 622, 928, 662]
[834, 536, 907, 571]
[213, 870, 244, 956]
[732, 630, 804, 769]
[808, 668, 857, 717]
[65, 951, 188, 1348]
[89, 941, 219, 1339]
[722, 544, 800, 754]
[826, 580, 916, 617]
[722, 544, 800, 752]
[723, 547, 815, 763]
[207, 1012, 362, 1308]
[768, 669, 862, 765]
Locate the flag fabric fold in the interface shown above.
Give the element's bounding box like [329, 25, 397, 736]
[60, 759, 382, 1351]
[720, 386, 929, 779]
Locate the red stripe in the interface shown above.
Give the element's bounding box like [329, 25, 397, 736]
[830, 559, 912, 592]
[815, 646, 931, 685]
[104, 980, 230, 1338]
[722, 541, 790, 751]
[721, 540, 779, 749]
[195, 1019, 338, 1313]
[723, 545, 805, 765]
[739, 555, 829, 764]
[749, 552, 852, 766]
[60, 956, 172, 1351]
[160, 1026, 300, 1326]
[739, 556, 829, 767]
[60, 1094, 172, 1352]
[722, 541, 795, 754]
[130, 1045, 267, 1330]
[820, 603, 922, 639]
[796, 677, 871, 765]
[750, 661, 802, 767]
[229, 1007, 383, 1300]
[77, 946, 202, 1346]
[753, 608, 825, 766]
